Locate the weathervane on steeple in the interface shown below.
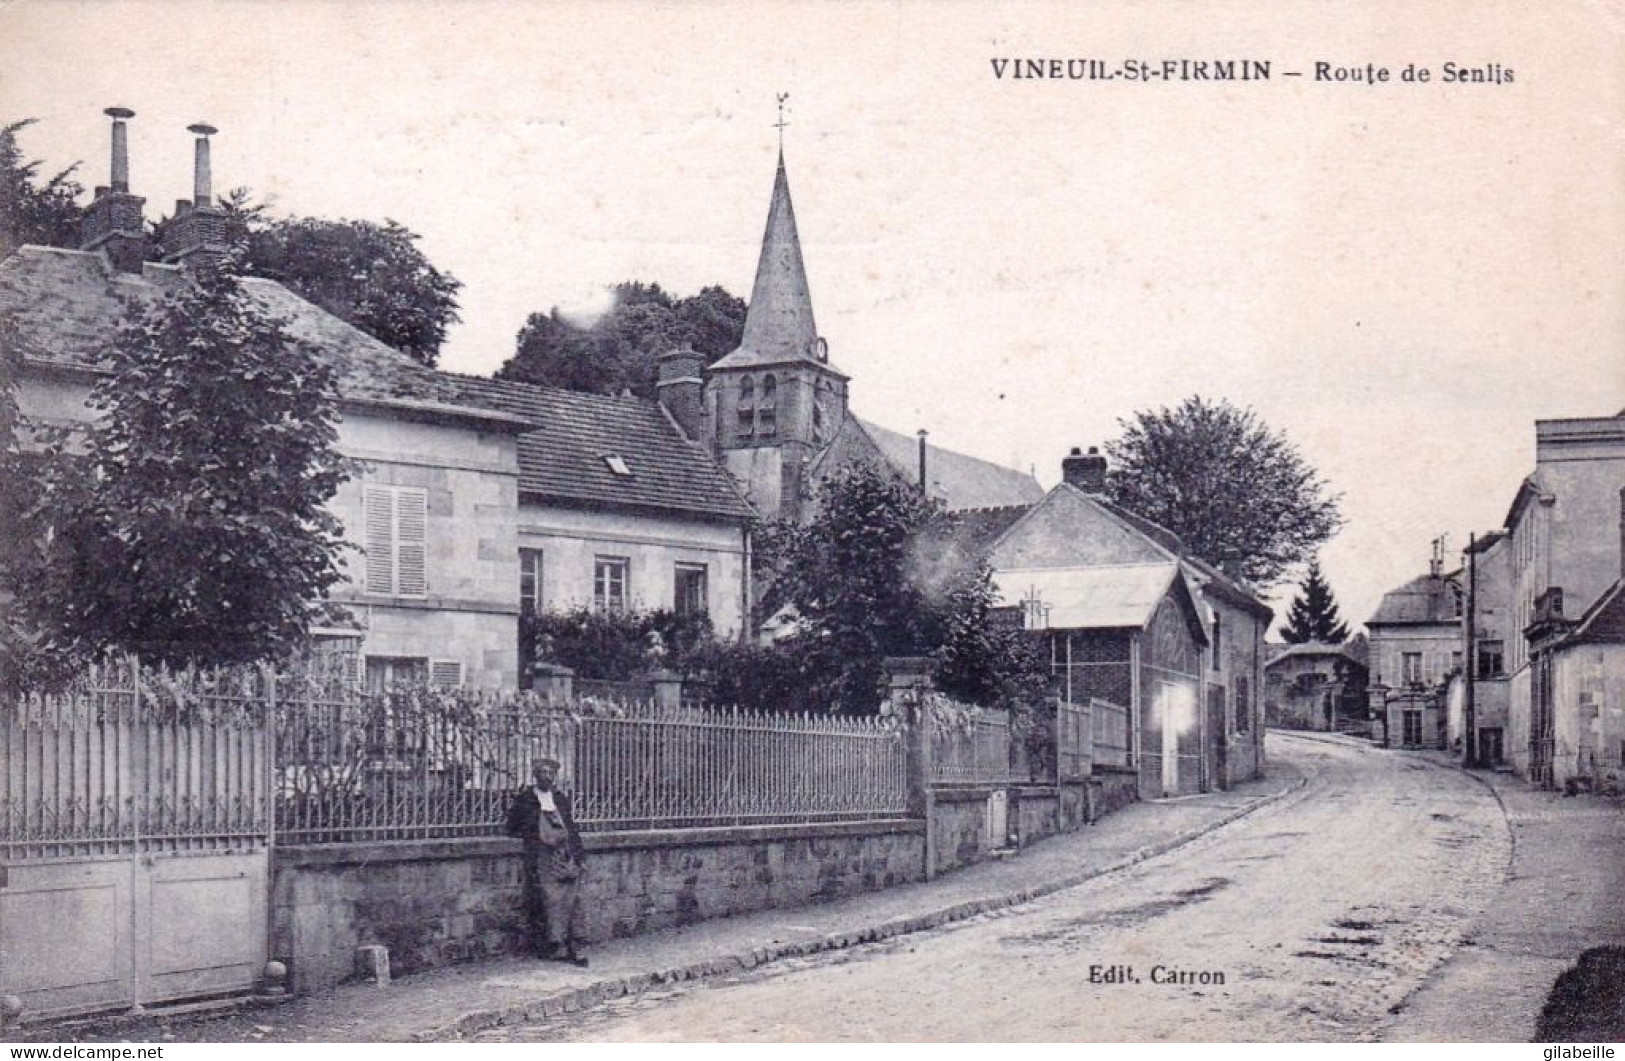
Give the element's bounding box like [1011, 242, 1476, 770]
[774, 92, 790, 156]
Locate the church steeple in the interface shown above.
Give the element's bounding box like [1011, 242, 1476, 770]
[703, 110, 850, 523]
[715, 151, 824, 368]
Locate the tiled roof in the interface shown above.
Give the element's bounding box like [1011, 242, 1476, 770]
[1565, 579, 1625, 646]
[445, 375, 754, 522]
[0, 247, 523, 426]
[1367, 572, 1462, 626]
[943, 504, 1033, 555]
[1265, 641, 1369, 669]
[858, 419, 1046, 511]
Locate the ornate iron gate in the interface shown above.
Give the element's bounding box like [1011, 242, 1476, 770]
[0, 661, 270, 1021]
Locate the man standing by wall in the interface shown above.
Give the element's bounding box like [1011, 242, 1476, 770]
[505, 758, 589, 967]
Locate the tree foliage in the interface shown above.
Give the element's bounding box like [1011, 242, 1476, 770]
[762, 461, 1048, 715]
[28, 256, 353, 667]
[1281, 559, 1351, 643]
[1105, 396, 1342, 587]
[234, 206, 462, 367]
[1, 118, 83, 259]
[497, 282, 747, 398]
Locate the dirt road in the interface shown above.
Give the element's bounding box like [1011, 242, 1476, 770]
[490, 735, 1509, 1042]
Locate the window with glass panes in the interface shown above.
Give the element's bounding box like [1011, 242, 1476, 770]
[520, 548, 544, 612]
[594, 556, 630, 611]
[674, 563, 708, 618]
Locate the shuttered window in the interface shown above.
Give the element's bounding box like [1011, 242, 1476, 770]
[362, 485, 429, 598]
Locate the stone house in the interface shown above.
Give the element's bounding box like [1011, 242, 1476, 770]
[1264, 640, 1370, 732]
[952, 447, 1273, 795]
[1, 112, 756, 689]
[446, 376, 755, 646]
[1365, 552, 1462, 749]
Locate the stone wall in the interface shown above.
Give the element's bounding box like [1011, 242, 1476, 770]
[1010, 784, 1089, 847]
[929, 788, 992, 876]
[1088, 769, 1140, 821]
[272, 820, 924, 994]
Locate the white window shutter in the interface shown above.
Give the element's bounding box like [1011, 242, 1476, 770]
[363, 485, 395, 593]
[396, 490, 428, 597]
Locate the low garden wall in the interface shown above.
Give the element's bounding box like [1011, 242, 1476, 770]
[272, 819, 925, 993]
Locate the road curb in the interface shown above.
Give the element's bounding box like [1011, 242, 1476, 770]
[420, 766, 1309, 1042]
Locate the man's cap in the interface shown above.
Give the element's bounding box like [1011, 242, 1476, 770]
[534, 757, 562, 770]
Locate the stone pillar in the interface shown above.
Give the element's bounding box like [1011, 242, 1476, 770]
[884, 657, 937, 878]
[647, 668, 683, 710]
[530, 663, 575, 704]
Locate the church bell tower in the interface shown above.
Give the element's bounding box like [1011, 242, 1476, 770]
[704, 119, 849, 522]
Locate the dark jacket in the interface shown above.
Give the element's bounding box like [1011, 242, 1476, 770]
[504, 786, 585, 863]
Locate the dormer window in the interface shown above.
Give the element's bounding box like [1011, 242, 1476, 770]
[736, 376, 756, 441]
[758, 374, 778, 438]
[603, 454, 632, 478]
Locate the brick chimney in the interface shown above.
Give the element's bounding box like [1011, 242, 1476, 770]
[657, 344, 706, 441]
[1062, 446, 1108, 493]
[79, 107, 149, 273]
[159, 123, 229, 269]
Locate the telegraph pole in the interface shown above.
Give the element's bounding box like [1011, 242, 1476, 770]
[1464, 532, 1478, 768]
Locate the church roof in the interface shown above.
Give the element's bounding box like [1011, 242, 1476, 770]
[711, 155, 829, 373]
[445, 376, 755, 523]
[858, 418, 1046, 511]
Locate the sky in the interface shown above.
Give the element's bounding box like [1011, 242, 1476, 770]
[2, 0, 1621, 631]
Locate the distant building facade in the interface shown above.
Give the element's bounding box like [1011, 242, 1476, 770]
[1264, 641, 1370, 732]
[1366, 549, 1462, 749]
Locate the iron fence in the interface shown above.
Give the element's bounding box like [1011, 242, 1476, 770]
[274, 693, 910, 841]
[929, 702, 1022, 786]
[571, 706, 908, 830]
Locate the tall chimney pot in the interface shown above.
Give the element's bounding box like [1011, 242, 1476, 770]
[160, 123, 228, 269]
[80, 107, 148, 272]
[188, 122, 217, 207]
[104, 106, 134, 191]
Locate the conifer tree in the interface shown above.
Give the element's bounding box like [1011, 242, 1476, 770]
[1281, 560, 1351, 644]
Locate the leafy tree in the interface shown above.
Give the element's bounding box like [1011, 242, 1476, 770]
[1, 118, 83, 258]
[1281, 559, 1351, 643]
[1105, 396, 1342, 587]
[235, 211, 462, 367]
[764, 461, 1047, 715]
[0, 310, 53, 687]
[498, 282, 747, 398]
[30, 255, 352, 667]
